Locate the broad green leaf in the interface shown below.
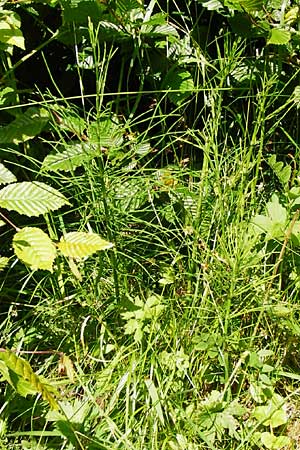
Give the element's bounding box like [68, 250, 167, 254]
[0, 107, 50, 144]
[58, 232, 113, 259]
[0, 350, 59, 409]
[268, 28, 291, 45]
[0, 256, 9, 271]
[260, 432, 290, 449]
[0, 86, 15, 106]
[252, 194, 287, 240]
[0, 163, 17, 185]
[88, 117, 124, 148]
[60, 0, 105, 24]
[0, 11, 25, 49]
[162, 68, 194, 105]
[42, 142, 101, 172]
[51, 107, 86, 136]
[13, 227, 57, 272]
[0, 181, 70, 216]
[253, 394, 288, 428]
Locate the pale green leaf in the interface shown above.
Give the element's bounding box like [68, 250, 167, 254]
[0, 107, 50, 144]
[268, 28, 291, 45]
[201, 0, 223, 11]
[0, 256, 9, 271]
[13, 227, 57, 272]
[260, 432, 290, 449]
[42, 142, 101, 172]
[253, 394, 288, 427]
[0, 163, 17, 185]
[284, 6, 299, 26]
[58, 232, 113, 259]
[0, 182, 70, 217]
[0, 11, 25, 49]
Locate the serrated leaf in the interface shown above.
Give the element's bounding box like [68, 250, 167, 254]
[42, 142, 101, 172]
[0, 107, 49, 144]
[268, 28, 291, 45]
[88, 117, 124, 148]
[162, 69, 194, 105]
[13, 227, 56, 272]
[115, 0, 144, 14]
[0, 350, 59, 409]
[0, 182, 70, 216]
[0, 163, 17, 185]
[58, 232, 113, 259]
[0, 256, 9, 271]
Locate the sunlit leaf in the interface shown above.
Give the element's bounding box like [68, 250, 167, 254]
[0, 163, 17, 185]
[0, 350, 59, 409]
[13, 227, 57, 272]
[0, 182, 70, 217]
[0, 256, 9, 271]
[0, 107, 49, 144]
[58, 232, 113, 259]
[268, 28, 291, 45]
[42, 142, 102, 172]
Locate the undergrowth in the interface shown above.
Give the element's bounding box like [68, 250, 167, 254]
[1, 0, 300, 449]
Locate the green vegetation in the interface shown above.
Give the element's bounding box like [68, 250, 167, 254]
[1, 0, 300, 448]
